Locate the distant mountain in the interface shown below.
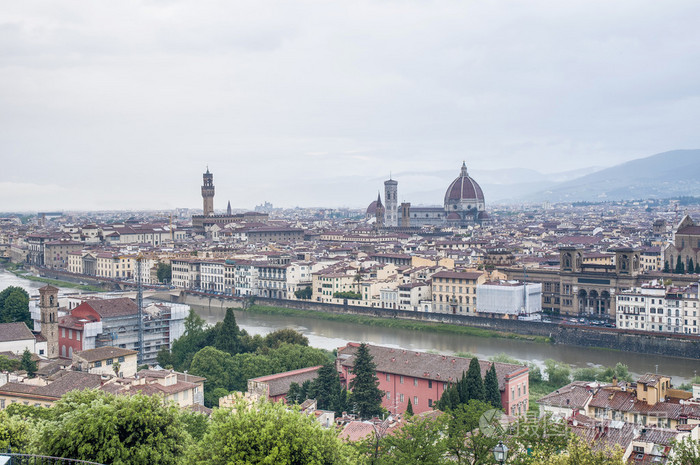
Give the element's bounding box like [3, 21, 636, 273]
[523, 150, 700, 203]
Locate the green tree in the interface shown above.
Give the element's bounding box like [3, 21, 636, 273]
[405, 398, 414, 416]
[267, 343, 329, 373]
[0, 354, 20, 372]
[484, 363, 502, 409]
[350, 343, 383, 420]
[287, 382, 303, 404]
[313, 363, 344, 413]
[528, 435, 623, 465]
[189, 346, 235, 407]
[294, 286, 313, 299]
[0, 286, 31, 328]
[20, 348, 36, 377]
[263, 328, 309, 349]
[696, 262, 700, 274]
[675, 255, 685, 274]
[444, 400, 500, 465]
[39, 390, 190, 465]
[377, 414, 447, 465]
[669, 437, 700, 465]
[213, 308, 243, 356]
[544, 359, 571, 387]
[333, 291, 362, 300]
[663, 260, 670, 273]
[465, 357, 485, 402]
[190, 398, 355, 465]
[507, 413, 570, 465]
[157, 262, 172, 283]
[0, 409, 34, 452]
[690, 258, 696, 275]
[179, 410, 210, 442]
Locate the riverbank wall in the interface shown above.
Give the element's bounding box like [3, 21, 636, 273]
[170, 293, 700, 360]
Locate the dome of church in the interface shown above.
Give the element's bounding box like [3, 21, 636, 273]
[444, 162, 484, 204]
[366, 200, 379, 215]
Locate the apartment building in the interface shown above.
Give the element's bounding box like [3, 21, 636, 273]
[431, 270, 487, 314]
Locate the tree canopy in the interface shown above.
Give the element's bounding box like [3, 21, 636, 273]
[0, 286, 31, 328]
[190, 399, 355, 465]
[38, 390, 190, 465]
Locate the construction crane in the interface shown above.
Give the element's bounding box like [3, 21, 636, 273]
[136, 253, 144, 366]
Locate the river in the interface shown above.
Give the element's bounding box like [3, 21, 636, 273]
[1, 268, 697, 384]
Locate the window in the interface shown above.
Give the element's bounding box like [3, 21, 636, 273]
[95, 361, 102, 367]
[428, 380, 432, 389]
[106, 359, 113, 365]
[414, 378, 418, 387]
[76, 332, 80, 341]
[428, 399, 433, 407]
[61, 328, 66, 338]
[400, 376, 404, 384]
[118, 356, 125, 363]
[400, 394, 404, 403]
[414, 396, 418, 405]
[386, 391, 391, 400]
[386, 373, 390, 381]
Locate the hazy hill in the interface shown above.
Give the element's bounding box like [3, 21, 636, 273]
[523, 150, 700, 203]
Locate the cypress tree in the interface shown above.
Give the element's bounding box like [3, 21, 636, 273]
[484, 363, 502, 409]
[313, 363, 343, 411]
[457, 370, 468, 404]
[406, 398, 414, 416]
[349, 343, 383, 419]
[663, 260, 670, 273]
[465, 357, 485, 402]
[675, 256, 685, 274]
[696, 262, 700, 274]
[214, 308, 243, 355]
[689, 259, 695, 275]
[20, 348, 36, 378]
[287, 382, 302, 404]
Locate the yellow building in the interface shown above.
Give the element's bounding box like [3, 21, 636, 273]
[431, 270, 487, 314]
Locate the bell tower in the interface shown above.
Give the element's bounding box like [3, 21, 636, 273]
[39, 285, 59, 359]
[202, 167, 215, 216]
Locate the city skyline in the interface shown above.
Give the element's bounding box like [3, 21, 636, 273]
[2, 1, 700, 210]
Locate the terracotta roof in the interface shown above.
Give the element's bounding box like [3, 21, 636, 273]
[84, 298, 138, 318]
[339, 345, 526, 389]
[250, 366, 322, 397]
[537, 381, 595, 410]
[432, 270, 484, 280]
[0, 371, 102, 400]
[74, 347, 137, 362]
[0, 322, 35, 343]
[339, 421, 377, 442]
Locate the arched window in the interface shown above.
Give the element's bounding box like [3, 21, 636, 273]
[68, 347, 73, 358]
[61, 345, 67, 357]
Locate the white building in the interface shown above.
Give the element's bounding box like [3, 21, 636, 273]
[0, 322, 46, 357]
[615, 285, 665, 332]
[200, 260, 225, 293]
[476, 281, 542, 317]
[397, 283, 431, 311]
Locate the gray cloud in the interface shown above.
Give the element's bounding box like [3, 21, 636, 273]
[1, 0, 699, 210]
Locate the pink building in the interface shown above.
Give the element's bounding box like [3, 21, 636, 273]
[337, 343, 529, 416]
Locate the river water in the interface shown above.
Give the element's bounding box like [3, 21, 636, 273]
[2, 269, 697, 384]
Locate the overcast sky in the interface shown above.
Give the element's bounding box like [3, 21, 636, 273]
[2, 0, 700, 211]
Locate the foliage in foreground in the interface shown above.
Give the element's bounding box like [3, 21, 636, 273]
[189, 398, 356, 465]
[37, 390, 191, 465]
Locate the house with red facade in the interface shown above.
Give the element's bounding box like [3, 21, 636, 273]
[337, 343, 529, 416]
